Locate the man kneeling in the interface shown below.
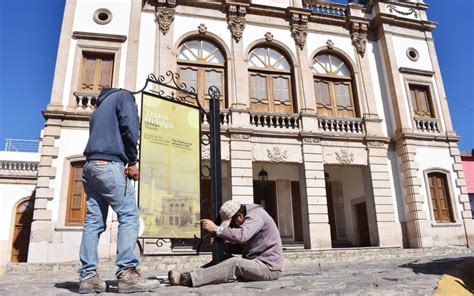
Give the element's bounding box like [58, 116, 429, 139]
[168, 200, 283, 287]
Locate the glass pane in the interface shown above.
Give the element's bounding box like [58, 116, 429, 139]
[336, 64, 350, 76]
[273, 76, 289, 101]
[250, 74, 267, 100]
[180, 68, 198, 91]
[315, 80, 330, 105]
[329, 55, 343, 73]
[249, 51, 266, 68]
[312, 62, 326, 74]
[315, 54, 330, 73]
[205, 69, 222, 92]
[202, 41, 224, 64]
[335, 82, 352, 107]
[179, 40, 199, 61]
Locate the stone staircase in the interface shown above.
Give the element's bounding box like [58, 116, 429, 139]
[5, 246, 473, 274]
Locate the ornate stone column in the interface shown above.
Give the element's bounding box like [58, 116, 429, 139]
[301, 138, 331, 249]
[229, 133, 254, 204]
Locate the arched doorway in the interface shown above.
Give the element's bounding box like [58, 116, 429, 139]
[11, 198, 34, 262]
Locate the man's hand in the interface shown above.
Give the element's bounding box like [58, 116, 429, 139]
[124, 165, 139, 181]
[201, 219, 218, 233]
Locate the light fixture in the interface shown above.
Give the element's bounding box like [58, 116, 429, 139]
[258, 167, 268, 183]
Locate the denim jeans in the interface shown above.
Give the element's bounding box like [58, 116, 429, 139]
[79, 161, 139, 280]
[190, 257, 280, 287]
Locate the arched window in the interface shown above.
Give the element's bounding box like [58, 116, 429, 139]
[312, 53, 357, 118]
[248, 46, 294, 113]
[427, 172, 455, 223]
[178, 39, 226, 108]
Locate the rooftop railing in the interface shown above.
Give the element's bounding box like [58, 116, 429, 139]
[4, 139, 40, 152]
[303, 0, 347, 17]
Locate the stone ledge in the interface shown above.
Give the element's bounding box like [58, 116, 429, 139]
[5, 247, 473, 274]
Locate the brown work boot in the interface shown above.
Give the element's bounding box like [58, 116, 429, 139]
[168, 270, 192, 287]
[79, 274, 107, 294]
[117, 267, 161, 293]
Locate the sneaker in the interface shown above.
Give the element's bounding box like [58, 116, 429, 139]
[168, 270, 192, 287]
[79, 274, 107, 294]
[117, 267, 161, 293]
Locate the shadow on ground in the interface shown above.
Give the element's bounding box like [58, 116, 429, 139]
[400, 256, 474, 293]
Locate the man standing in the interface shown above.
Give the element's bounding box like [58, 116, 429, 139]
[78, 88, 160, 294]
[168, 200, 283, 287]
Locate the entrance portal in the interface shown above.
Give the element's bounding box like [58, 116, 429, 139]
[11, 198, 34, 262]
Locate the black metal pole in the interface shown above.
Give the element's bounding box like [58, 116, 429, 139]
[209, 87, 223, 263]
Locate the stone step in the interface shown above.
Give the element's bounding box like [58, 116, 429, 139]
[5, 246, 473, 274]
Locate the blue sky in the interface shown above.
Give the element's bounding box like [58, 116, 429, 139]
[0, 0, 473, 150]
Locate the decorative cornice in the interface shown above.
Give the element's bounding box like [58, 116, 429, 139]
[289, 10, 310, 50]
[267, 146, 288, 162]
[227, 4, 248, 43]
[155, 5, 175, 35]
[399, 67, 435, 77]
[335, 149, 354, 165]
[72, 31, 127, 43]
[349, 21, 368, 57]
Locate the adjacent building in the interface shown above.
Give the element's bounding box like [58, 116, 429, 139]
[3, 0, 472, 267]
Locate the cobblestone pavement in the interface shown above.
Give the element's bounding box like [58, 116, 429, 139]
[0, 254, 472, 296]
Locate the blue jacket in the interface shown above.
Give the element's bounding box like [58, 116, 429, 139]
[84, 88, 140, 165]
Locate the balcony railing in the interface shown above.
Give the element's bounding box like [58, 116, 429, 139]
[414, 117, 439, 133]
[74, 91, 98, 110]
[303, 1, 346, 17]
[250, 111, 301, 130]
[4, 139, 40, 152]
[201, 109, 231, 126]
[318, 116, 364, 134]
[0, 161, 38, 172]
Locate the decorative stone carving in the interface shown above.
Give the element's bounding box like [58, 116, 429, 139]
[326, 39, 334, 50]
[265, 32, 274, 42]
[350, 22, 368, 57]
[231, 134, 250, 140]
[367, 141, 385, 147]
[227, 4, 247, 43]
[198, 23, 207, 34]
[387, 4, 419, 18]
[290, 12, 309, 50]
[303, 138, 320, 144]
[202, 147, 210, 159]
[335, 150, 354, 165]
[267, 146, 288, 162]
[156, 6, 175, 35]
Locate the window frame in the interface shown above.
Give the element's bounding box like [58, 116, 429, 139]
[312, 52, 358, 118]
[65, 161, 87, 226]
[248, 46, 295, 113]
[424, 168, 459, 224]
[177, 39, 227, 109]
[79, 51, 115, 93]
[408, 84, 435, 118]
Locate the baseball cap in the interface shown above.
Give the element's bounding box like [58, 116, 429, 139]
[219, 200, 241, 227]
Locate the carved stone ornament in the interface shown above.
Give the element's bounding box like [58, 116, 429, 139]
[290, 13, 309, 50]
[367, 141, 384, 147]
[326, 39, 334, 50]
[156, 6, 175, 35]
[335, 150, 354, 165]
[227, 5, 247, 43]
[350, 22, 368, 57]
[267, 147, 288, 162]
[231, 133, 250, 140]
[387, 4, 419, 19]
[198, 23, 207, 34]
[303, 138, 320, 144]
[265, 32, 274, 42]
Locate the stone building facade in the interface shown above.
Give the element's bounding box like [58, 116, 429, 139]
[17, 0, 474, 265]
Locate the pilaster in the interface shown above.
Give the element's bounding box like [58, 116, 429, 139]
[367, 141, 402, 247]
[154, 2, 176, 80]
[301, 139, 331, 249]
[229, 133, 254, 204]
[448, 142, 474, 248]
[124, 0, 142, 91]
[396, 139, 432, 247]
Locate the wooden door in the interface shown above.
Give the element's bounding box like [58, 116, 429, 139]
[253, 180, 278, 226]
[355, 202, 370, 247]
[291, 181, 303, 241]
[11, 199, 34, 262]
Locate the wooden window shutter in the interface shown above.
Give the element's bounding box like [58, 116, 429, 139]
[98, 56, 114, 91]
[66, 162, 87, 225]
[80, 52, 114, 92]
[429, 173, 454, 223]
[81, 55, 96, 91]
